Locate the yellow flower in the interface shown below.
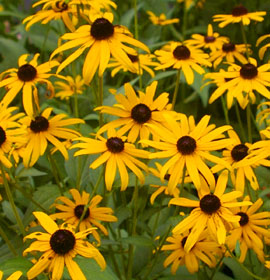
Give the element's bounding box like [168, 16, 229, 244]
[206, 58, 270, 108]
[19, 107, 84, 167]
[23, 212, 105, 280]
[51, 188, 117, 243]
[142, 114, 232, 194]
[55, 75, 85, 100]
[50, 12, 149, 84]
[213, 4, 266, 28]
[226, 197, 270, 263]
[72, 128, 149, 191]
[0, 271, 22, 280]
[257, 34, 270, 60]
[146, 11, 179, 26]
[108, 53, 158, 77]
[155, 41, 211, 85]
[162, 230, 220, 274]
[0, 54, 58, 116]
[186, 24, 229, 52]
[209, 42, 249, 68]
[95, 81, 174, 143]
[169, 170, 252, 252]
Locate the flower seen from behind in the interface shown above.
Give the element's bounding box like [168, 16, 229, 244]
[51, 188, 117, 243]
[50, 12, 149, 84]
[23, 212, 105, 280]
[147, 11, 179, 26]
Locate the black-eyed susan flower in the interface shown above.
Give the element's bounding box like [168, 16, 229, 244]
[23, 0, 79, 32]
[95, 81, 174, 143]
[146, 11, 179, 26]
[206, 58, 270, 108]
[186, 24, 229, 52]
[19, 107, 84, 167]
[256, 34, 270, 60]
[23, 212, 105, 280]
[71, 128, 149, 191]
[108, 53, 158, 78]
[55, 75, 85, 100]
[0, 271, 22, 280]
[226, 197, 270, 263]
[211, 130, 265, 193]
[0, 54, 58, 116]
[213, 4, 266, 28]
[142, 114, 232, 193]
[155, 41, 211, 85]
[51, 188, 117, 242]
[50, 12, 149, 84]
[209, 42, 249, 68]
[169, 170, 252, 252]
[162, 230, 220, 274]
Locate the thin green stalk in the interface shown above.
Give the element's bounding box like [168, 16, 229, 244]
[126, 180, 140, 280]
[108, 244, 124, 280]
[179, 166, 186, 195]
[172, 69, 181, 110]
[182, 1, 188, 40]
[209, 253, 225, 280]
[246, 103, 252, 143]
[225, 245, 266, 280]
[98, 75, 104, 127]
[240, 22, 250, 60]
[0, 223, 17, 256]
[40, 22, 51, 62]
[234, 103, 246, 142]
[1, 164, 26, 236]
[220, 95, 230, 125]
[47, 152, 63, 195]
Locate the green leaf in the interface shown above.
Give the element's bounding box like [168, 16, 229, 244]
[2, 201, 24, 224]
[0, 257, 32, 277]
[121, 236, 154, 247]
[15, 164, 47, 177]
[149, 70, 177, 83]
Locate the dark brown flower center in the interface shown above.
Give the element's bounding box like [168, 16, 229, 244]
[204, 36, 216, 43]
[91, 18, 114, 40]
[0, 126, 6, 146]
[181, 236, 187, 248]
[237, 211, 249, 226]
[53, 1, 68, 12]
[74, 204, 90, 219]
[200, 194, 221, 214]
[177, 136, 197, 155]
[232, 5, 248, 17]
[128, 54, 139, 63]
[106, 137, 124, 153]
[17, 64, 37, 82]
[30, 116, 49, 133]
[131, 103, 152, 124]
[50, 229, 75, 255]
[164, 174, 171, 181]
[173, 46, 191, 60]
[240, 63, 258, 79]
[222, 43, 235, 53]
[231, 144, 248, 161]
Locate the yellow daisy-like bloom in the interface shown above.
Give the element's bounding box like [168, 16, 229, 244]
[211, 130, 267, 193]
[19, 107, 84, 167]
[71, 129, 149, 191]
[155, 41, 211, 85]
[0, 54, 58, 116]
[23, 212, 105, 280]
[169, 170, 252, 252]
[162, 230, 220, 274]
[146, 11, 179, 26]
[226, 197, 270, 263]
[95, 81, 174, 143]
[142, 114, 232, 193]
[186, 24, 229, 52]
[50, 12, 149, 84]
[257, 101, 270, 135]
[206, 59, 270, 108]
[55, 75, 85, 100]
[108, 53, 158, 78]
[51, 188, 117, 243]
[209, 42, 249, 68]
[23, 0, 80, 32]
[177, 0, 205, 9]
[256, 34, 270, 60]
[0, 271, 22, 280]
[213, 4, 266, 28]
[149, 162, 180, 205]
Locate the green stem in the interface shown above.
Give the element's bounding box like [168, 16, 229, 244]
[1, 164, 26, 236]
[40, 22, 51, 62]
[98, 75, 104, 127]
[172, 69, 181, 110]
[246, 103, 252, 143]
[179, 166, 186, 195]
[234, 102, 246, 142]
[0, 223, 17, 256]
[209, 253, 225, 280]
[182, 1, 188, 40]
[221, 95, 230, 125]
[108, 244, 124, 280]
[133, 0, 139, 40]
[240, 22, 250, 60]
[47, 152, 63, 195]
